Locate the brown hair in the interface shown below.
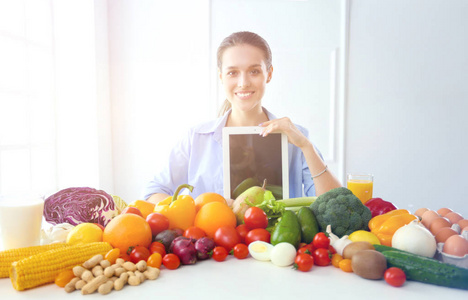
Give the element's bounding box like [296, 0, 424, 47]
[217, 31, 272, 116]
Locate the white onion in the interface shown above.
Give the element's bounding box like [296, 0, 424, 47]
[392, 220, 437, 257]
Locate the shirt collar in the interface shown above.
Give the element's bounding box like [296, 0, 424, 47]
[195, 106, 277, 143]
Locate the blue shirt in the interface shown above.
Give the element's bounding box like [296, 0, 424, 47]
[142, 107, 319, 200]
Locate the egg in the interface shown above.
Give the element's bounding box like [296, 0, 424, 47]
[443, 235, 468, 257]
[436, 207, 452, 217]
[248, 241, 274, 261]
[445, 212, 464, 224]
[429, 217, 452, 235]
[421, 210, 440, 229]
[435, 227, 458, 243]
[414, 208, 429, 218]
[270, 242, 297, 267]
[458, 219, 468, 229]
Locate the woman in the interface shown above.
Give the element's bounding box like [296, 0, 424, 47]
[144, 31, 341, 204]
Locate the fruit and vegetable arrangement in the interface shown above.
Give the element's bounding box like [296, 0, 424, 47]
[1, 184, 468, 295]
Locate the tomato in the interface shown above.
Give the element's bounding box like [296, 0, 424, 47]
[331, 253, 343, 268]
[384, 267, 406, 287]
[328, 245, 336, 254]
[297, 244, 315, 256]
[232, 243, 249, 259]
[294, 253, 314, 272]
[121, 206, 143, 218]
[54, 269, 75, 287]
[162, 253, 180, 270]
[236, 224, 250, 243]
[149, 241, 166, 257]
[312, 248, 331, 266]
[129, 246, 150, 263]
[104, 248, 120, 264]
[147, 252, 162, 268]
[119, 252, 130, 261]
[212, 246, 228, 262]
[146, 212, 170, 237]
[244, 228, 270, 245]
[244, 207, 268, 229]
[338, 258, 353, 272]
[312, 232, 330, 249]
[184, 226, 207, 240]
[214, 226, 241, 251]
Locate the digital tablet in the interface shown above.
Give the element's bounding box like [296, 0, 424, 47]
[222, 126, 289, 200]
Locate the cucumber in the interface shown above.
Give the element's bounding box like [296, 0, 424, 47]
[373, 244, 410, 254]
[383, 250, 468, 290]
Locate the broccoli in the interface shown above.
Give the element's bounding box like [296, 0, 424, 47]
[310, 187, 372, 238]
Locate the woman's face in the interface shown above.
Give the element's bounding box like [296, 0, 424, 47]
[219, 44, 272, 114]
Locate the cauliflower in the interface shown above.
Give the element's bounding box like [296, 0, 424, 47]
[310, 187, 372, 237]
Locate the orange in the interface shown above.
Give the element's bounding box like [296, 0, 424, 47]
[103, 214, 152, 254]
[127, 200, 156, 219]
[194, 202, 236, 238]
[194, 192, 227, 213]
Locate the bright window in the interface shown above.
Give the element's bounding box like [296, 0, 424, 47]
[0, 0, 56, 195]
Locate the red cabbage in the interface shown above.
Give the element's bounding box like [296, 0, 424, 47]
[43, 187, 118, 226]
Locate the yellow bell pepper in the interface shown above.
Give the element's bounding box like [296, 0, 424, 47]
[154, 184, 196, 231]
[368, 209, 411, 232]
[371, 213, 418, 246]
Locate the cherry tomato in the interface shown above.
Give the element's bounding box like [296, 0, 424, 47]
[121, 206, 143, 218]
[384, 267, 406, 287]
[146, 212, 170, 237]
[214, 226, 241, 251]
[212, 246, 228, 262]
[328, 245, 336, 254]
[338, 258, 353, 272]
[236, 224, 250, 243]
[104, 248, 121, 264]
[312, 248, 331, 266]
[54, 269, 75, 287]
[294, 253, 314, 272]
[129, 246, 150, 263]
[162, 253, 180, 270]
[149, 241, 167, 257]
[184, 226, 207, 241]
[119, 252, 130, 261]
[147, 252, 162, 268]
[244, 228, 270, 245]
[231, 243, 249, 259]
[331, 253, 343, 268]
[244, 207, 268, 229]
[297, 244, 315, 256]
[312, 232, 330, 249]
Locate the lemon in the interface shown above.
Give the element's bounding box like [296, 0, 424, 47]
[348, 230, 381, 245]
[66, 223, 103, 244]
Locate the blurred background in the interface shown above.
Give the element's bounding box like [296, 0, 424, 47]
[0, 0, 466, 216]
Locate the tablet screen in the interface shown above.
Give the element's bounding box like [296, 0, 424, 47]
[222, 125, 289, 201]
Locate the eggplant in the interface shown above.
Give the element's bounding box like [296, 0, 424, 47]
[194, 237, 216, 260]
[154, 229, 181, 252]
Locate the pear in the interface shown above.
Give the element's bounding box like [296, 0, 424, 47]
[232, 177, 261, 199]
[232, 179, 268, 224]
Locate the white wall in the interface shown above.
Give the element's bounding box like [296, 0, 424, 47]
[106, 0, 468, 218]
[346, 0, 468, 216]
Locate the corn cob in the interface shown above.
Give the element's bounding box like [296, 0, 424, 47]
[0, 243, 70, 278]
[10, 242, 113, 291]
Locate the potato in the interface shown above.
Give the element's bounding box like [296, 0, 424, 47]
[351, 250, 387, 280]
[342, 241, 375, 259]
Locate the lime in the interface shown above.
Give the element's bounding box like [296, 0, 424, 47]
[66, 223, 103, 244]
[348, 230, 381, 245]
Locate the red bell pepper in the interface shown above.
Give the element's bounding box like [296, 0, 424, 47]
[365, 198, 398, 218]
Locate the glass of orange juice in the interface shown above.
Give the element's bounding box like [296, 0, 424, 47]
[347, 174, 373, 204]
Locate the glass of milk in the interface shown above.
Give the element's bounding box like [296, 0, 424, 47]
[0, 193, 44, 250]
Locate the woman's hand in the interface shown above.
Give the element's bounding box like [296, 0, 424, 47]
[259, 117, 310, 149]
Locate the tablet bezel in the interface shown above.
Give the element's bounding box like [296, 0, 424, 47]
[222, 126, 289, 200]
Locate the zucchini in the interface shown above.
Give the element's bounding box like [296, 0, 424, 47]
[383, 250, 468, 290]
[373, 244, 410, 254]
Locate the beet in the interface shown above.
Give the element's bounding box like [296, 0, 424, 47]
[194, 237, 216, 260]
[171, 238, 197, 265]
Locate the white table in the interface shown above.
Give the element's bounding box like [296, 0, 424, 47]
[1, 255, 466, 300]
